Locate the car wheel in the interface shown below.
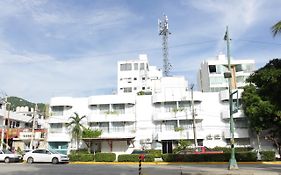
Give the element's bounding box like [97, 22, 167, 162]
[52, 157, 59, 164]
[4, 157, 10, 163]
[27, 157, 33, 164]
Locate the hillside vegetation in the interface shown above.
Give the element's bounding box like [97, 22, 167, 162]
[6, 96, 48, 115]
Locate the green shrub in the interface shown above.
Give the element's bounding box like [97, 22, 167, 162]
[211, 147, 253, 153]
[143, 154, 155, 162]
[118, 154, 154, 162]
[95, 153, 116, 162]
[118, 154, 139, 162]
[70, 149, 89, 154]
[69, 153, 94, 162]
[145, 150, 162, 158]
[162, 152, 256, 162]
[235, 152, 256, 162]
[260, 151, 276, 161]
[69, 154, 82, 161]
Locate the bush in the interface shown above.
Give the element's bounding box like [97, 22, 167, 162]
[162, 152, 256, 162]
[235, 152, 256, 162]
[118, 154, 139, 162]
[260, 151, 276, 161]
[95, 153, 116, 162]
[118, 154, 154, 162]
[145, 150, 162, 158]
[70, 149, 89, 154]
[69, 153, 94, 162]
[211, 147, 253, 153]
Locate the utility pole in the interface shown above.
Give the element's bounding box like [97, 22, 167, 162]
[191, 84, 198, 148]
[0, 97, 7, 149]
[5, 96, 11, 149]
[224, 26, 239, 170]
[30, 104, 37, 149]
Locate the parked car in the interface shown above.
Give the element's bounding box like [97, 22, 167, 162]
[0, 149, 22, 163]
[131, 149, 146, 155]
[23, 149, 69, 164]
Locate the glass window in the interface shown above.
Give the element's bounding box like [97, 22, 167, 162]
[209, 65, 216, 73]
[99, 104, 110, 113]
[235, 64, 243, 72]
[111, 122, 125, 133]
[112, 104, 125, 114]
[165, 121, 177, 131]
[51, 106, 64, 116]
[134, 63, 138, 70]
[124, 87, 132, 93]
[140, 63, 145, 70]
[120, 63, 132, 71]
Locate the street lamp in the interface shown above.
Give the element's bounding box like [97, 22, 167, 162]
[224, 26, 239, 170]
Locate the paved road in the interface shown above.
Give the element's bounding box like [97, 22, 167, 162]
[0, 163, 280, 175]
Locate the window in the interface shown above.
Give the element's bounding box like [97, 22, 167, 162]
[120, 63, 132, 71]
[51, 106, 64, 116]
[134, 63, 138, 70]
[209, 65, 216, 73]
[134, 87, 137, 90]
[112, 104, 125, 114]
[100, 104, 110, 113]
[142, 87, 145, 90]
[142, 77, 145, 80]
[140, 63, 145, 70]
[124, 87, 132, 93]
[111, 122, 125, 133]
[235, 64, 243, 72]
[165, 121, 177, 131]
[134, 77, 137, 80]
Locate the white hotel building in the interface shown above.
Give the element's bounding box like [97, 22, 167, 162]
[47, 54, 274, 155]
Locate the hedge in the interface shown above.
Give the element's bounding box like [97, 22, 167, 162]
[162, 152, 256, 162]
[145, 150, 162, 158]
[95, 153, 116, 162]
[211, 147, 253, 153]
[69, 154, 94, 162]
[260, 151, 276, 161]
[118, 154, 155, 162]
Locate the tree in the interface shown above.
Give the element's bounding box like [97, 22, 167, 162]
[66, 112, 86, 150]
[272, 20, 281, 37]
[242, 59, 281, 155]
[82, 128, 102, 153]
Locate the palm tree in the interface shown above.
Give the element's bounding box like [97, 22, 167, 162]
[272, 20, 281, 37]
[66, 112, 86, 150]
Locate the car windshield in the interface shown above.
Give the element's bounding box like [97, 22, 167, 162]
[48, 149, 60, 154]
[2, 149, 12, 154]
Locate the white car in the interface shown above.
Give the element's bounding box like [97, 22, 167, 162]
[23, 149, 69, 164]
[0, 149, 22, 163]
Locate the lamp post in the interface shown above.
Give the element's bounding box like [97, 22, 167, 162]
[224, 26, 239, 170]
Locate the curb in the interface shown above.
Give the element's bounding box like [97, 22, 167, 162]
[69, 161, 281, 165]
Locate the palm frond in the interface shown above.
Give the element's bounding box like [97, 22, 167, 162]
[272, 20, 281, 37]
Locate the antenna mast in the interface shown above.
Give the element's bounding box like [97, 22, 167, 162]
[158, 14, 171, 77]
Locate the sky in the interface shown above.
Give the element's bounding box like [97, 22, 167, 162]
[0, 0, 281, 103]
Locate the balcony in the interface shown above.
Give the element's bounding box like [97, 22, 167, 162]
[221, 110, 245, 119]
[47, 132, 71, 142]
[88, 95, 135, 106]
[50, 97, 73, 107]
[219, 89, 243, 101]
[49, 116, 70, 123]
[223, 128, 249, 138]
[153, 110, 203, 121]
[154, 129, 204, 141]
[152, 91, 203, 103]
[88, 112, 135, 122]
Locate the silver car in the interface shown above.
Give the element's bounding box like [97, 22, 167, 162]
[23, 149, 69, 164]
[0, 149, 22, 163]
